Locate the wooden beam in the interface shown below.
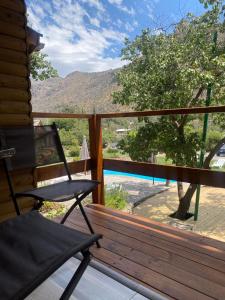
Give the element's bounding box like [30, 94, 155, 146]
[104, 159, 225, 188]
[32, 112, 92, 119]
[36, 160, 92, 182]
[98, 105, 225, 119]
[89, 115, 104, 204]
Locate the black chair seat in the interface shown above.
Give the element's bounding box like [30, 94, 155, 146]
[0, 211, 101, 300]
[16, 180, 99, 202]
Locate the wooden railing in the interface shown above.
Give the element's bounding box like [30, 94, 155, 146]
[33, 105, 225, 205]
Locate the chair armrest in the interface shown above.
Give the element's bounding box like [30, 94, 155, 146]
[0, 148, 16, 159]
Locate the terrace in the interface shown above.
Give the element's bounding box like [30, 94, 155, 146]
[32, 109, 225, 299]
[1, 1, 225, 299]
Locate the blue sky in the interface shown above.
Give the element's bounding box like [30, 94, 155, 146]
[26, 0, 206, 77]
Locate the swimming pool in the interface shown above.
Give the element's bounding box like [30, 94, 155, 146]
[104, 170, 175, 183]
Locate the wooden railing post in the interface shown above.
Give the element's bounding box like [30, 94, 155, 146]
[89, 115, 104, 205]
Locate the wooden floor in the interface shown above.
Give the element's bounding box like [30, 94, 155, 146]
[65, 204, 225, 300]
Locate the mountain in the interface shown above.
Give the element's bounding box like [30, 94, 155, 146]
[31, 69, 126, 113]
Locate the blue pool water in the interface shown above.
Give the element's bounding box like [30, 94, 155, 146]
[104, 170, 175, 183]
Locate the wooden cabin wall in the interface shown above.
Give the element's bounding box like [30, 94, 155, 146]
[0, 0, 34, 220]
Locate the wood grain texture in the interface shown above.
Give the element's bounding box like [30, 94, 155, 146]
[104, 159, 225, 188]
[0, 114, 31, 125]
[0, 0, 25, 13]
[0, 60, 28, 77]
[88, 115, 104, 204]
[0, 6, 25, 26]
[0, 48, 27, 64]
[0, 87, 30, 101]
[0, 73, 28, 89]
[36, 159, 92, 181]
[0, 34, 26, 52]
[64, 205, 225, 300]
[0, 20, 25, 39]
[32, 112, 92, 119]
[0, 100, 30, 114]
[98, 105, 225, 118]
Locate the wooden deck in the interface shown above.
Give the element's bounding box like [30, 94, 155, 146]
[64, 204, 225, 300]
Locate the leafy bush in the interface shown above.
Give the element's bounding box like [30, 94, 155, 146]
[105, 186, 128, 210]
[205, 130, 222, 152]
[40, 201, 66, 219]
[69, 145, 80, 157]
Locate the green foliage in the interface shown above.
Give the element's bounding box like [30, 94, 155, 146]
[205, 130, 222, 151]
[30, 52, 58, 81]
[113, 3, 225, 168]
[69, 145, 80, 157]
[105, 186, 128, 210]
[40, 201, 66, 218]
[103, 148, 125, 159]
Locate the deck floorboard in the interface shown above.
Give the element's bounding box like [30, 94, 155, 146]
[64, 204, 225, 300]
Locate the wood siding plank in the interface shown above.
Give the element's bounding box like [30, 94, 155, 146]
[0, 87, 30, 101]
[0, 20, 25, 39]
[0, 33, 26, 52]
[0, 60, 28, 77]
[0, 101, 30, 114]
[0, 114, 31, 125]
[0, 6, 25, 26]
[0, 48, 27, 64]
[0, 73, 28, 89]
[0, 0, 25, 13]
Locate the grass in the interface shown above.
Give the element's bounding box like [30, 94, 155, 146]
[40, 201, 67, 219]
[105, 186, 128, 210]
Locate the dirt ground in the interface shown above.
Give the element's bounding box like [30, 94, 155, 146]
[134, 183, 225, 242]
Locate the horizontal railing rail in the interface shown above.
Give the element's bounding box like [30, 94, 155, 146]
[104, 159, 225, 188]
[36, 159, 92, 182]
[33, 106, 225, 204]
[32, 112, 92, 119]
[98, 105, 225, 118]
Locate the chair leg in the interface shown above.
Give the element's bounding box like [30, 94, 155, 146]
[79, 203, 101, 248]
[60, 199, 79, 224]
[59, 250, 91, 300]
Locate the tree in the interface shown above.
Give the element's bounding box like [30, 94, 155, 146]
[30, 52, 58, 81]
[113, 1, 225, 219]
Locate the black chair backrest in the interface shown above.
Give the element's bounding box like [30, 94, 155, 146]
[0, 126, 35, 170]
[0, 124, 71, 179]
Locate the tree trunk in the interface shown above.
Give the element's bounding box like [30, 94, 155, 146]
[173, 136, 225, 220]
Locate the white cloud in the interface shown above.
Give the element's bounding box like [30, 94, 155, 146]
[80, 0, 105, 12]
[108, 0, 123, 5]
[107, 0, 135, 15]
[90, 17, 100, 27]
[27, 0, 126, 76]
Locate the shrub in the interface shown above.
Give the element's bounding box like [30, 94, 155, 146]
[69, 145, 80, 157]
[40, 201, 66, 219]
[105, 186, 128, 210]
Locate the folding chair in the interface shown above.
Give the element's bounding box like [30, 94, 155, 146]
[0, 148, 102, 300]
[0, 124, 100, 247]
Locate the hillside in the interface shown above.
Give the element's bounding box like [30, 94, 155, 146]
[31, 69, 126, 113]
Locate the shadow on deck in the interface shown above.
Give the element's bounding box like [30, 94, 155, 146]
[64, 204, 225, 300]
